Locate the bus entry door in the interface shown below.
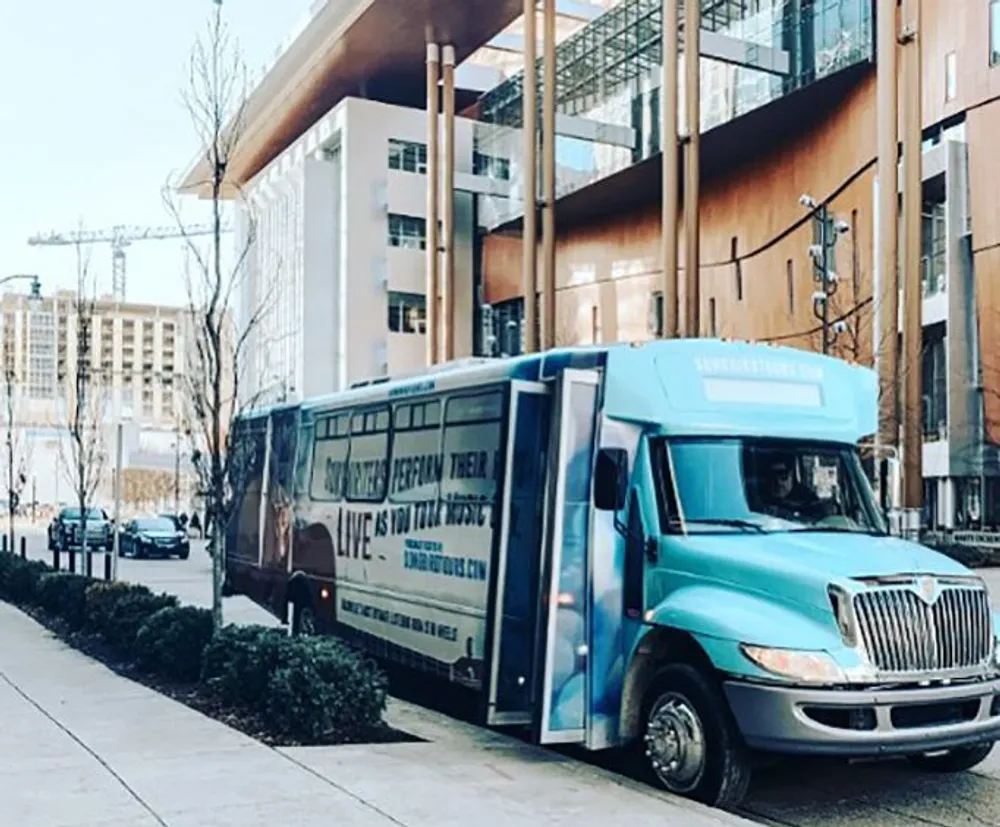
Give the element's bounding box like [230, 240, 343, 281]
[535, 368, 600, 745]
[486, 380, 552, 726]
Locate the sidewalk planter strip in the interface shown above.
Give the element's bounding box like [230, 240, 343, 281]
[0, 552, 394, 747]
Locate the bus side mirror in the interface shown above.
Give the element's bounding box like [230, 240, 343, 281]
[594, 448, 628, 511]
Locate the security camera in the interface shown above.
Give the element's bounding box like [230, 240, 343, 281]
[832, 320, 849, 334]
[825, 270, 839, 283]
[807, 244, 823, 260]
[799, 194, 817, 209]
[834, 219, 850, 234]
[812, 291, 827, 303]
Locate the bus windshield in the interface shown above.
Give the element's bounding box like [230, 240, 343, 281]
[661, 437, 886, 536]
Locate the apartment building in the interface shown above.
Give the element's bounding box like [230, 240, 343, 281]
[0, 289, 193, 505]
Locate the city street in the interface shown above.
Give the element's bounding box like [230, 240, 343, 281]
[17, 528, 1000, 826]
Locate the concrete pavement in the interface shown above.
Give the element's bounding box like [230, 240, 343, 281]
[0, 600, 753, 827]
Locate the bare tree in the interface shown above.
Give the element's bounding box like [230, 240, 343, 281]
[56, 241, 108, 575]
[164, 2, 272, 629]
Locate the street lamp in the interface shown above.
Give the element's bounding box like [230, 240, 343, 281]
[0, 275, 41, 547]
[111, 404, 132, 581]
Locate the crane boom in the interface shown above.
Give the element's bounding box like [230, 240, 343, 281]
[28, 221, 234, 301]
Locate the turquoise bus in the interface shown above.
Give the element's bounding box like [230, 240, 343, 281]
[225, 338, 1000, 809]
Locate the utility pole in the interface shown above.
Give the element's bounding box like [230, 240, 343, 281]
[682, 0, 701, 336]
[801, 195, 850, 354]
[900, 0, 923, 539]
[876, 0, 900, 454]
[660, 0, 680, 338]
[521, 0, 539, 354]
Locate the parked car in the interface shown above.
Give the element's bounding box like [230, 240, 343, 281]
[47, 507, 112, 551]
[119, 516, 190, 560]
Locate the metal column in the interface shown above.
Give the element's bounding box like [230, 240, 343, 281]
[900, 0, 923, 535]
[541, 0, 557, 351]
[442, 45, 456, 362]
[522, 0, 539, 354]
[876, 0, 900, 452]
[425, 43, 441, 366]
[661, 0, 679, 338]
[683, 0, 701, 337]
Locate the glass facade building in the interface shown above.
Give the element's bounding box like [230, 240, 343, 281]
[473, 0, 873, 228]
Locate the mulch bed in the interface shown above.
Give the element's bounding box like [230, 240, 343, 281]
[18, 603, 420, 748]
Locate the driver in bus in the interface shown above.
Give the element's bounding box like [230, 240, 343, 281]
[759, 453, 825, 521]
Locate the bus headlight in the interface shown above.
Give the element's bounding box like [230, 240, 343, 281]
[740, 644, 846, 684]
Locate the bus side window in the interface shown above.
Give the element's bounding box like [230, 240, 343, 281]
[624, 490, 644, 617]
[310, 413, 350, 502]
[346, 405, 390, 503]
[389, 400, 443, 503]
[651, 439, 682, 534]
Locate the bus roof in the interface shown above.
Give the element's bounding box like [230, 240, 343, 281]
[240, 339, 878, 444]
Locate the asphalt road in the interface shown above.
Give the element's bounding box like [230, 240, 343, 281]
[21, 529, 1000, 827]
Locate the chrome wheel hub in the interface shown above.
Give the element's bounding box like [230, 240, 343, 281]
[644, 692, 707, 792]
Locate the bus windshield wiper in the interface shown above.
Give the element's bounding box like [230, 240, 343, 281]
[684, 518, 767, 534]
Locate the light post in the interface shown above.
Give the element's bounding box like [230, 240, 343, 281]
[0, 275, 41, 551]
[111, 404, 132, 581]
[800, 195, 849, 354]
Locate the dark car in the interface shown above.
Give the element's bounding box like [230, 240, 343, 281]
[119, 517, 190, 560]
[48, 507, 112, 551]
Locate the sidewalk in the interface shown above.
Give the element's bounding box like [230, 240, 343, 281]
[0, 602, 755, 827]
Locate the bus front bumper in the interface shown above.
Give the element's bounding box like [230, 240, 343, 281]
[723, 677, 1000, 756]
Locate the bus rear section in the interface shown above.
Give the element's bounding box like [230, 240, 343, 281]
[223, 353, 616, 746]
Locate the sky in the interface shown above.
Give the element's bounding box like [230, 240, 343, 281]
[0, 0, 314, 307]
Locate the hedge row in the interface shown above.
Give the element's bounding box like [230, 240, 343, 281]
[0, 552, 388, 744]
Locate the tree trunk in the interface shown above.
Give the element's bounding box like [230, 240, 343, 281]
[211, 519, 224, 630]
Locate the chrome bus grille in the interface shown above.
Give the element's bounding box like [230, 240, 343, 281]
[852, 586, 993, 674]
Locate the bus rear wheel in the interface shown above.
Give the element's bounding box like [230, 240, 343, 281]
[639, 663, 752, 810]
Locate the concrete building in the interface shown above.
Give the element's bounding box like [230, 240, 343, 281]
[180, 0, 1000, 529]
[0, 289, 195, 507]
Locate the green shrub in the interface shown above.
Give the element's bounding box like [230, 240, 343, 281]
[200, 624, 288, 708]
[85, 581, 178, 656]
[36, 573, 92, 629]
[0, 555, 51, 605]
[261, 637, 387, 744]
[135, 606, 214, 682]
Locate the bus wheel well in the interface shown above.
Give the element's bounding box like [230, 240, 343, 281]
[619, 627, 715, 742]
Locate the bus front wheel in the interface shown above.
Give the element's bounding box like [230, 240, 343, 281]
[639, 663, 752, 810]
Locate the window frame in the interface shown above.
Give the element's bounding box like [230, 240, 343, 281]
[309, 411, 351, 502]
[388, 398, 444, 504]
[344, 404, 392, 504]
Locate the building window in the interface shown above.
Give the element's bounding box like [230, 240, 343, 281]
[387, 292, 427, 334]
[388, 139, 427, 174]
[388, 214, 427, 250]
[945, 51, 957, 100]
[922, 324, 947, 441]
[731, 237, 742, 300]
[992, 0, 1000, 66]
[473, 152, 511, 181]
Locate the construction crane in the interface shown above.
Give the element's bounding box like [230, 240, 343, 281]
[28, 221, 233, 302]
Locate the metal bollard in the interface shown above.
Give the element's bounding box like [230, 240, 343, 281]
[85, 551, 93, 579]
[2, 535, 7, 554]
[68, 549, 76, 574]
[53, 547, 61, 571]
[104, 552, 112, 581]
[19, 536, 25, 559]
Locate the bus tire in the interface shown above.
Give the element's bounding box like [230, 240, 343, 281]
[639, 663, 751, 810]
[290, 595, 318, 637]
